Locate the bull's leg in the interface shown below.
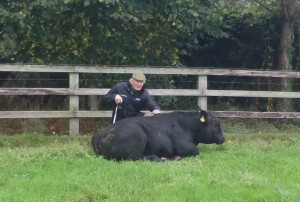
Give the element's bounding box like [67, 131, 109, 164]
[173, 141, 199, 157]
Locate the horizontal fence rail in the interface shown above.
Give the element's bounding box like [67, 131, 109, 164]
[0, 88, 299, 98]
[1, 64, 300, 78]
[0, 64, 300, 135]
[1, 111, 299, 119]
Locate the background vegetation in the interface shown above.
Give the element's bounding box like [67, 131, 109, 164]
[0, 0, 300, 134]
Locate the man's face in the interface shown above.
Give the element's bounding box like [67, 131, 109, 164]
[130, 78, 145, 91]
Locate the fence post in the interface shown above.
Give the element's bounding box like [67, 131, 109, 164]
[69, 72, 79, 135]
[197, 75, 207, 110]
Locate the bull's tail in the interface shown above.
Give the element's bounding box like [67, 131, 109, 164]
[91, 134, 101, 156]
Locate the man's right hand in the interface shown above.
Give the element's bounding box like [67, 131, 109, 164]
[115, 94, 123, 104]
[152, 109, 161, 115]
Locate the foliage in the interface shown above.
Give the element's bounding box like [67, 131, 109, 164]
[21, 119, 48, 134]
[182, 0, 279, 68]
[0, 0, 227, 65]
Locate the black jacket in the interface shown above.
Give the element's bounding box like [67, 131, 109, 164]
[103, 81, 160, 122]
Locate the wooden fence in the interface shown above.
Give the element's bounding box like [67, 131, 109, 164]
[0, 64, 300, 135]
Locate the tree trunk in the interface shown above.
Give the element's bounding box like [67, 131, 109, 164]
[276, 0, 296, 112]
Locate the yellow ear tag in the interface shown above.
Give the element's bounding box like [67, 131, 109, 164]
[200, 116, 205, 123]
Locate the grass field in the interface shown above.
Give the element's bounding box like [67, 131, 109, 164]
[0, 129, 299, 201]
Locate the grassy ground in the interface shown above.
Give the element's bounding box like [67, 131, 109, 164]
[0, 129, 299, 201]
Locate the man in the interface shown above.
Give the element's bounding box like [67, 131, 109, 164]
[102, 72, 161, 123]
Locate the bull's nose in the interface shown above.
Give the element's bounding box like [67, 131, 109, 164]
[217, 136, 225, 144]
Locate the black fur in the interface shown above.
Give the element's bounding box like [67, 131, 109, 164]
[91, 109, 225, 161]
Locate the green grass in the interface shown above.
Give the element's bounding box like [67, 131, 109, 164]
[0, 131, 299, 202]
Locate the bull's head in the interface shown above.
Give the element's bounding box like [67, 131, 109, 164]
[197, 108, 225, 145]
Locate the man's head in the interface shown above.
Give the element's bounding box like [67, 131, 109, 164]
[130, 72, 146, 91]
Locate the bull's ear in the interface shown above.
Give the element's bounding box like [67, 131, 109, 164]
[199, 110, 208, 123]
[196, 106, 202, 112]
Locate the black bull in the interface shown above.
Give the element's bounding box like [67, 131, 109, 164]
[91, 109, 225, 161]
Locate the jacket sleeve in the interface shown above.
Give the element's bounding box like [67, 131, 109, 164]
[102, 84, 119, 105]
[143, 89, 160, 111]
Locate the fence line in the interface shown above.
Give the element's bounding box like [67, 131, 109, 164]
[0, 64, 299, 135]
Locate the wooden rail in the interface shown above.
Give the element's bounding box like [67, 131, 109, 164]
[1, 64, 300, 135]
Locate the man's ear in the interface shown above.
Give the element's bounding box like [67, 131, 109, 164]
[199, 110, 208, 123]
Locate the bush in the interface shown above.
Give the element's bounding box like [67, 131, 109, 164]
[21, 119, 47, 134]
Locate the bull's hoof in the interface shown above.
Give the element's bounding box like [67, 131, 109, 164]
[160, 156, 182, 162]
[160, 157, 168, 162]
[172, 156, 182, 161]
[145, 155, 162, 162]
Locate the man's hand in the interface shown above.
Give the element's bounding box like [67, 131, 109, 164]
[115, 95, 123, 104]
[152, 109, 161, 115]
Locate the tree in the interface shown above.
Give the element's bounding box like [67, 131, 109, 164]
[276, 0, 297, 112]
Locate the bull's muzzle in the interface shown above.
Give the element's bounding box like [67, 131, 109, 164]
[216, 135, 225, 144]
